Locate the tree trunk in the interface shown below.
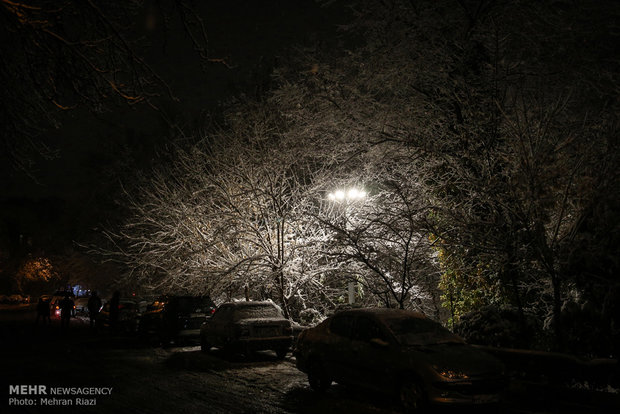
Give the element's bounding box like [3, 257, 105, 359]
[502, 246, 529, 345]
[533, 220, 564, 351]
[276, 268, 290, 319]
[503, 241, 526, 323]
[550, 270, 564, 351]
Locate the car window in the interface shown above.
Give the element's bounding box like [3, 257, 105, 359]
[329, 314, 355, 339]
[353, 317, 387, 342]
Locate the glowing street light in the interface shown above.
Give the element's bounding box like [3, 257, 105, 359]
[326, 187, 367, 305]
[327, 188, 366, 202]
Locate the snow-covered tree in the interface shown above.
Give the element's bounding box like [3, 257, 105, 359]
[94, 101, 346, 318]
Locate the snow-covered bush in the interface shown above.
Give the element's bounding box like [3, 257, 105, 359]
[299, 308, 324, 326]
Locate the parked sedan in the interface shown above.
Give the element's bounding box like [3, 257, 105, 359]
[138, 296, 216, 345]
[7, 294, 29, 304]
[74, 297, 90, 315]
[98, 300, 141, 332]
[200, 301, 293, 359]
[294, 308, 505, 410]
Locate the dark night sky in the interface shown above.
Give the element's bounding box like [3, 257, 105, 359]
[1, 0, 337, 251]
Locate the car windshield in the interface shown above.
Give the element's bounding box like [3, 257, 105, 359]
[383, 316, 463, 346]
[233, 304, 282, 320]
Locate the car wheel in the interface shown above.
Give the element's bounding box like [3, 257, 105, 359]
[399, 379, 426, 412]
[307, 359, 332, 392]
[200, 337, 211, 353]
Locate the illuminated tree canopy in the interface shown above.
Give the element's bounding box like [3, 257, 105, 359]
[84, 0, 619, 355]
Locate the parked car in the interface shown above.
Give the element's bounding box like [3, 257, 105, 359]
[74, 297, 90, 315]
[294, 308, 505, 410]
[200, 301, 293, 359]
[7, 294, 25, 304]
[97, 299, 141, 332]
[50, 290, 75, 317]
[138, 296, 216, 345]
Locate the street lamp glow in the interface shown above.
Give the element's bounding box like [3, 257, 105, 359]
[325, 186, 366, 306]
[327, 187, 366, 202]
[347, 188, 359, 199]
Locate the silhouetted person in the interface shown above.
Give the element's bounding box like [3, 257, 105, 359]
[88, 291, 102, 328]
[109, 291, 120, 332]
[59, 293, 75, 330]
[35, 297, 51, 325]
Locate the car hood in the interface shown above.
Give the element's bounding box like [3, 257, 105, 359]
[406, 343, 504, 377]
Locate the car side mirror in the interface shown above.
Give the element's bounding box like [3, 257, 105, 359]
[369, 338, 389, 348]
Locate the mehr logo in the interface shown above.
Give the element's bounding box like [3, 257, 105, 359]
[9, 385, 47, 395]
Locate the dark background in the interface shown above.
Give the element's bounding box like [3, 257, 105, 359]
[0, 0, 336, 260]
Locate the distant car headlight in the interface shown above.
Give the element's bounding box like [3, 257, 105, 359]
[433, 366, 470, 380]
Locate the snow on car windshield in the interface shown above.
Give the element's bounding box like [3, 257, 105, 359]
[233, 305, 282, 320]
[383, 317, 463, 346]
